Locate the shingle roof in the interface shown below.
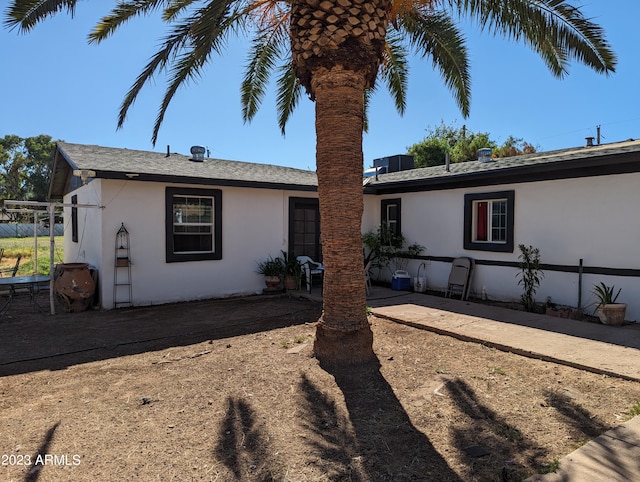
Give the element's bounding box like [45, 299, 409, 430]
[53, 142, 317, 196]
[50, 139, 640, 200]
[364, 139, 640, 192]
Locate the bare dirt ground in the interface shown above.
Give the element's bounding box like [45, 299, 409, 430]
[1, 295, 639, 481]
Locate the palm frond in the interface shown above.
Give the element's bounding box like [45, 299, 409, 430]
[89, 0, 168, 44]
[363, 88, 372, 133]
[4, 0, 77, 32]
[113, 0, 239, 145]
[448, 0, 616, 77]
[275, 62, 302, 135]
[379, 30, 409, 116]
[398, 10, 471, 117]
[163, 0, 197, 22]
[241, 33, 282, 124]
[149, 1, 242, 145]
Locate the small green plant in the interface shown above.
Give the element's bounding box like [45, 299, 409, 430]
[362, 225, 424, 278]
[256, 255, 284, 277]
[488, 366, 506, 376]
[624, 401, 640, 421]
[592, 282, 621, 309]
[516, 244, 544, 312]
[538, 458, 561, 474]
[280, 250, 302, 279]
[496, 422, 523, 441]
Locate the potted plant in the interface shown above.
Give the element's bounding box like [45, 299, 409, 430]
[592, 282, 627, 326]
[256, 255, 284, 289]
[280, 250, 302, 291]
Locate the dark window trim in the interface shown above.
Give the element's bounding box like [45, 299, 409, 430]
[165, 187, 222, 263]
[381, 198, 402, 238]
[464, 190, 514, 253]
[71, 194, 78, 243]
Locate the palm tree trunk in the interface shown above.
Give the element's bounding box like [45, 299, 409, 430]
[312, 67, 375, 366]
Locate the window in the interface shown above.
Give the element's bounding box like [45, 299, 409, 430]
[464, 191, 514, 252]
[381, 198, 401, 244]
[165, 187, 222, 262]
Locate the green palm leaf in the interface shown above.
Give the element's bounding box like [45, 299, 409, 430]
[4, 0, 78, 31]
[399, 10, 471, 117]
[379, 30, 409, 116]
[242, 33, 283, 124]
[448, 0, 616, 77]
[89, 0, 168, 44]
[275, 63, 302, 135]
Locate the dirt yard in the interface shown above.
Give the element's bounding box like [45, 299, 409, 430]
[1, 295, 639, 481]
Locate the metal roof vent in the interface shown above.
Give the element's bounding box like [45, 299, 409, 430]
[477, 148, 493, 163]
[190, 145, 206, 162]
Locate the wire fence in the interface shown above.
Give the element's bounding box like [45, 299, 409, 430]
[0, 223, 64, 238]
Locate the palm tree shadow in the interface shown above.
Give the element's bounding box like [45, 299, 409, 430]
[543, 389, 609, 439]
[446, 379, 550, 481]
[213, 397, 279, 481]
[299, 359, 462, 481]
[25, 421, 60, 482]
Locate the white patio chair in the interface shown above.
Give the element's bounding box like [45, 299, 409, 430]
[296, 256, 324, 294]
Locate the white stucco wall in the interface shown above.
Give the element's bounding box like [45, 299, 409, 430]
[64, 179, 317, 309]
[363, 172, 640, 322]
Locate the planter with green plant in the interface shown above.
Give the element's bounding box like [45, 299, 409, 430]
[516, 244, 544, 313]
[592, 282, 626, 326]
[280, 250, 302, 291]
[256, 255, 284, 290]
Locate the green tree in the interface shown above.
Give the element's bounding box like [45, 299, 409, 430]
[408, 123, 538, 167]
[492, 135, 537, 158]
[0, 134, 56, 205]
[6, 0, 616, 366]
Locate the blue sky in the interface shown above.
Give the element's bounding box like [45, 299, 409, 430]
[1, 3, 639, 170]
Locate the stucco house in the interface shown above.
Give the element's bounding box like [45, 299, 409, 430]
[361, 139, 640, 321]
[49, 142, 320, 309]
[49, 139, 640, 321]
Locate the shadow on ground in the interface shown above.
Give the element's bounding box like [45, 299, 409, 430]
[214, 397, 282, 480]
[0, 296, 321, 377]
[298, 359, 462, 481]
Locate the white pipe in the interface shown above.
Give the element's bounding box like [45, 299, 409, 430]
[49, 204, 56, 315]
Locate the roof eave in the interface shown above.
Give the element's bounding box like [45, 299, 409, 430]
[367, 150, 640, 195]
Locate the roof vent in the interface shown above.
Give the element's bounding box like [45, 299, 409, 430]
[190, 145, 206, 162]
[477, 148, 493, 163]
[585, 136, 595, 147]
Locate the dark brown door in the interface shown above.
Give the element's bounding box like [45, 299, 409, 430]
[289, 197, 321, 262]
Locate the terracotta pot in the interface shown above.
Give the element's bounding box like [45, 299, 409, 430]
[596, 304, 627, 326]
[283, 276, 298, 291]
[54, 263, 96, 312]
[264, 276, 281, 289]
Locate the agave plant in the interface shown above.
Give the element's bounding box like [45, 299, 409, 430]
[592, 282, 621, 309]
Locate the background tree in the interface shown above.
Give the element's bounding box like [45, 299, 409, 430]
[492, 135, 537, 158]
[408, 121, 537, 167]
[6, 1, 616, 366]
[0, 134, 56, 205]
